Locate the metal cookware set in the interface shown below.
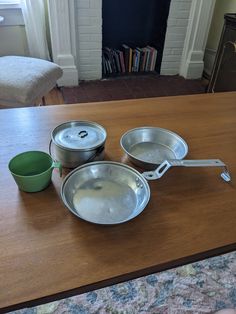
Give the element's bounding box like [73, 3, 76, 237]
[49, 121, 231, 225]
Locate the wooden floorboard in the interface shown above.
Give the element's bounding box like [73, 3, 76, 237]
[0, 88, 65, 109]
[44, 87, 65, 105]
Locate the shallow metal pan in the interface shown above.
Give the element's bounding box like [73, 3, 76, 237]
[61, 161, 150, 225]
[120, 127, 188, 169]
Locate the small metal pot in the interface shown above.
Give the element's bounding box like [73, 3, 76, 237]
[50, 121, 107, 168]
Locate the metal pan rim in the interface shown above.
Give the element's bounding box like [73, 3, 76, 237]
[120, 126, 188, 165]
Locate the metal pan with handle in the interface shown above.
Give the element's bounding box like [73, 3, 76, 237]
[120, 127, 189, 170]
[61, 159, 231, 226]
[120, 126, 231, 182]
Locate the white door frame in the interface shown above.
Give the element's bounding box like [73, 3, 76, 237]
[180, 0, 216, 79]
[47, 0, 79, 86]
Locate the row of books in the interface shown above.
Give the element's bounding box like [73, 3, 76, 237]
[102, 45, 158, 75]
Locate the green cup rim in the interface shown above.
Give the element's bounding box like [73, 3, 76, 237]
[8, 150, 53, 178]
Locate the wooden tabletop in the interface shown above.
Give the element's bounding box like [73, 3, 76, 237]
[0, 92, 236, 313]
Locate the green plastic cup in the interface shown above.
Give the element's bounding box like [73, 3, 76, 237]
[8, 151, 62, 192]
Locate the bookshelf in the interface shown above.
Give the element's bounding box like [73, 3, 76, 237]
[102, 0, 171, 78]
[102, 45, 158, 76]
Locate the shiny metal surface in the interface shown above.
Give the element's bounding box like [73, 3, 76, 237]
[142, 159, 231, 182]
[61, 161, 150, 225]
[52, 121, 106, 150]
[120, 127, 188, 169]
[51, 121, 107, 168]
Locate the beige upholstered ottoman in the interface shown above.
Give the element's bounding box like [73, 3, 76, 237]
[0, 56, 63, 107]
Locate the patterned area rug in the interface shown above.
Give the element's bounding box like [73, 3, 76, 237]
[12, 251, 236, 314]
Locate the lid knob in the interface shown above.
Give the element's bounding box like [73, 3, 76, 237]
[78, 130, 88, 138]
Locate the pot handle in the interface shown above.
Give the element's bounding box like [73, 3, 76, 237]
[142, 159, 231, 182]
[52, 161, 62, 177]
[49, 139, 53, 156]
[49, 140, 62, 176]
[86, 146, 105, 163]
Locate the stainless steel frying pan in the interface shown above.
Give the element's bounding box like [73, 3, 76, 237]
[61, 160, 231, 225]
[120, 126, 231, 181]
[61, 161, 150, 225]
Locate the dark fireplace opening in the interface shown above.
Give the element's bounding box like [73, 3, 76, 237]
[102, 0, 171, 77]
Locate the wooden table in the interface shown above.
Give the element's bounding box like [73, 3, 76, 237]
[0, 92, 236, 313]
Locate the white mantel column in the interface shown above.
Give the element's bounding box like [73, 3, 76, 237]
[48, 0, 79, 86]
[180, 0, 216, 79]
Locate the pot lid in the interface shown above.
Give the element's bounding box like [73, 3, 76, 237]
[52, 121, 107, 150]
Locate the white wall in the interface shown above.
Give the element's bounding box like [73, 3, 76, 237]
[76, 0, 102, 80]
[204, 0, 236, 76]
[161, 0, 192, 75]
[0, 0, 50, 58]
[0, 25, 29, 56]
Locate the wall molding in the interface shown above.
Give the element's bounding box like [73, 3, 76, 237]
[179, 0, 216, 79]
[47, 0, 78, 86]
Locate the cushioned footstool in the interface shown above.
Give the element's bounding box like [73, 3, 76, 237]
[0, 56, 63, 107]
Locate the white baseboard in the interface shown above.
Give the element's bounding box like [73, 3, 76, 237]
[57, 66, 78, 87]
[55, 54, 79, 87]
[203, 48, 216, 77]
[180, 60, 204, 79]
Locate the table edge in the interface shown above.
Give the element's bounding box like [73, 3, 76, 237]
[1, 242, 235, 314]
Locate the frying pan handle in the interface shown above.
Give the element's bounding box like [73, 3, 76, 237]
[168, 159, 226, 167]
[142, 159, 231, 182]
[143, 160, 171, 180]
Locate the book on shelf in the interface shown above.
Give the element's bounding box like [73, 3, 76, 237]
[147, 46, 157, 71]
[103, 47, 115, 73]
[147, 46, 153, 71]
[128, 47, 132, 72]
[151, 48, 157, 71]
[121, 44, 130, 72]
[135, 49, 139, 72]
[133, 48, 141, 72]
[132, 49, 136, 72]
[140, 47, 147, 72]
[119, 50, 126, 73]
[114, 50, 121, 73]
[102, 49, 112, 74]
[138, 48, 145, 72]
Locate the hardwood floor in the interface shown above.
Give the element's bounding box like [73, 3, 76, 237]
[44, 87, 65, 105]
[0, 87, 65, 109]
